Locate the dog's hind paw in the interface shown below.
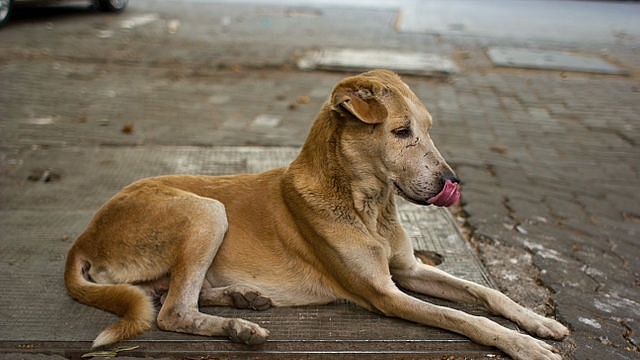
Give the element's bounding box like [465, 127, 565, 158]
[200, 285, 273, 310]
[228, 290, 272, 311]
[224, 318, 270, 345]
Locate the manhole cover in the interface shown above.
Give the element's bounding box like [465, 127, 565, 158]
[298, 48, 458, 75]
[487, 47, 627, 75]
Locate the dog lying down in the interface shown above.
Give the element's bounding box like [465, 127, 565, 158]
[65, 69, 568, 360]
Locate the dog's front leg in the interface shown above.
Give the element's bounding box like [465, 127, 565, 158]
[367, 286, 562, 360]
[338, 244, 563, 360]
[390, 261, 570, 341]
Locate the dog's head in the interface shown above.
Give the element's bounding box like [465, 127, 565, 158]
[330, 69, 460, 207]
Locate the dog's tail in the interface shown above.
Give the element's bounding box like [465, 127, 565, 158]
[64, 246, 155, 348]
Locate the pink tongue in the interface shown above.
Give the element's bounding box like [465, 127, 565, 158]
[427, 179, 460, 207]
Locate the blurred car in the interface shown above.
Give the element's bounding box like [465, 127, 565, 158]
[0, 0, 129, 27]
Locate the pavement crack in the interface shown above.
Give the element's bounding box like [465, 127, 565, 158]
[501, 196, 526, 233]
[453, 200, 560, 317]
[621, 320, 640, 354]
[606, 238, 628, 268]
[586, 126, 637, 146]
[580, 264, 603, 292]
[502, 196, 515, 219]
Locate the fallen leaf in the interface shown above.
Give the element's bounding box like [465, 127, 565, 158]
[81, 345, 139, 358]
[121, 124, 134, 134]
[81, 351, 117, 358]
[414, 249, 444, 266]
[489, 145, 507, 154]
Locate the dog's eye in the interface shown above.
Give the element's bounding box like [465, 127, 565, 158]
[392, 127, 412, 138]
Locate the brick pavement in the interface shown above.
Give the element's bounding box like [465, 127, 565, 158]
[428, 71, 640, 359]
[1, 1, 640, 359]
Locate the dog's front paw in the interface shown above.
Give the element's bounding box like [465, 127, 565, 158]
[534, 317, 570, 340]
[224, 318, 270, 345]
[503, 333, 562, 360]
[518, 312, 570, 340]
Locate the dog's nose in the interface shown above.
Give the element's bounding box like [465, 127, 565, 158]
[444, 174, 460, 185]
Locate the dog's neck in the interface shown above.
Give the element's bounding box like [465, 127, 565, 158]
[285, 105, 396, 228]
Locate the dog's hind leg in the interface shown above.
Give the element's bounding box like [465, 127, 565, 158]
[199, 285, 273, 311]
[155, 198, 270, 345]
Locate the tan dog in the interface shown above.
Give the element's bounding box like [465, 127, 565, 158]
[65, 70, 568, 360]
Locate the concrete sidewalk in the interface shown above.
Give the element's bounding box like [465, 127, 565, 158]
[1, 1, 639, 359]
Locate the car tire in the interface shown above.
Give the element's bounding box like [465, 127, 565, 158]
[94, 0, 129, 12]
[0, 0, 12, 27]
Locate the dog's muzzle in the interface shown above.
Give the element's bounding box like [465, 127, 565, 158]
[393, 177, 460, 207]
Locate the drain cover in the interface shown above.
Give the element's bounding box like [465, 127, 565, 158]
[298, 48, 458, 75]
[487, 47, 627, 75]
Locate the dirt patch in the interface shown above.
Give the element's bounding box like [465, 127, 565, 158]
[471, 235, 556, 317]
[450, 204, 557, 317]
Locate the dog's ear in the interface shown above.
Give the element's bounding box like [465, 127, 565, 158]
[331, 80, 388, 125]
